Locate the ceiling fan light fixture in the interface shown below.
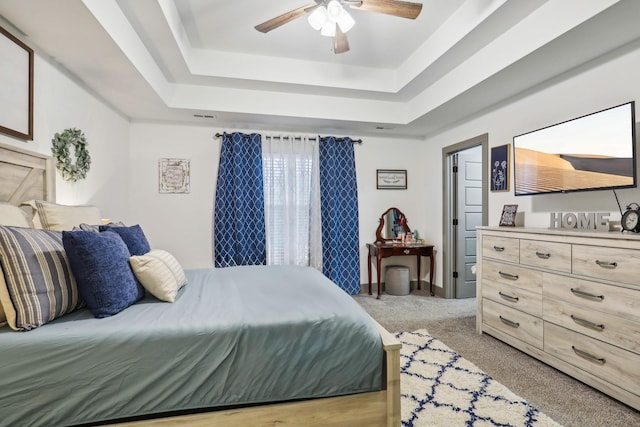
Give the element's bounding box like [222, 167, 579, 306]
[326, 0, 344, 21]
[336, 9, 355, 33]
[320, 20, 336, 37]
[307, 6, 328, 31]
[312, 1, 354, 36]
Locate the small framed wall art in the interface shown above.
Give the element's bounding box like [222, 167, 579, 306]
[490, 144, 510, 192]
[377, 169, 407, 190]
[0, 26, 34, 140]
[159, 158, 190, 194]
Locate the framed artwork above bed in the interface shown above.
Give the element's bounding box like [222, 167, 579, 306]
[159, 158, 190, 194]
[0, 26, 34, 141]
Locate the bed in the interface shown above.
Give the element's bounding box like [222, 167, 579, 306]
[0, 141, 401, 427]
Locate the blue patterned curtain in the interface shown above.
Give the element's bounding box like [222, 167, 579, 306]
[213, 132, 266, 267]
[319, 136, 360, 294]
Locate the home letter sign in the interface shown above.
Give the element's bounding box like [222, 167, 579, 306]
[549, 212, 610, 231]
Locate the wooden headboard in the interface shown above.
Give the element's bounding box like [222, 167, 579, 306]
[0, 141, 55, 206]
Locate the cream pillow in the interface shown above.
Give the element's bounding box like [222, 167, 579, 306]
[0, 203, 31, 227]
[20, 200, 43, 228]
[23, 200, 102, 231]
[129, 249, 187, 302]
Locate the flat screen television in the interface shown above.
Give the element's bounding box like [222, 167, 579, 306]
[513, 101, 637, 196]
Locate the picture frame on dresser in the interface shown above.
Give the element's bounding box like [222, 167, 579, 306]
[0, 26, 34, 141]
[499, 204, 518, 226]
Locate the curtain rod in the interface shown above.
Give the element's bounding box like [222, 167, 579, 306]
[214, 133, 362, 145]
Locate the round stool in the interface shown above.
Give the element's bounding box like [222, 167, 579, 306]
[385, 265, 410, 295]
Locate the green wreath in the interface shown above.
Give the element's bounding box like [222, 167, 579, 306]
[51, 128, 91, 182]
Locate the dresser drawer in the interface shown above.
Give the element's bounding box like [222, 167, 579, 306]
[519, 239, 571, 273]
[543, 298, 640, 353]
[483, 298, 543, 349]
[572, 244, 640, 286]
[483, 281, 542, 317]
[542, 273, 640, 322]
[482, 260, 542, 293]
[482, 235, 519, 263]
[544, 322, 640, 396]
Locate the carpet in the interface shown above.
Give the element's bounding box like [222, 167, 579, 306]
[398, 330, 562, 427]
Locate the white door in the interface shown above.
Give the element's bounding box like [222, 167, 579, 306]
[454, 146, 483, 298]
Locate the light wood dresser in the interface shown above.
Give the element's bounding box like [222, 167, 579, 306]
[476, 226, 640, 410]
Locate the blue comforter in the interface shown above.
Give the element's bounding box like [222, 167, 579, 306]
[0, 265, 383, 426]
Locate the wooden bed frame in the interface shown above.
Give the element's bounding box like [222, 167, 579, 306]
[0, 141, 402, 427]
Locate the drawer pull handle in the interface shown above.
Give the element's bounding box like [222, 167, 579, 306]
[498, 292, 519, 303]
[571, 346, 606, 365]
[403, 249, 410, 254]
[570, 315, 605, 331]
[499, 316, 520, 328]
[535, 251, 551, 259]
[498, 271, 519, 280]
[493, 246, 505, 252]
[595, 260, 617, 268]
[570, 288, 604, 302]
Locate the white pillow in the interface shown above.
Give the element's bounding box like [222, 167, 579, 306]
[0, 203, 31, 227]
[22, 200, 102, 231]
[129, 249, 187, 303]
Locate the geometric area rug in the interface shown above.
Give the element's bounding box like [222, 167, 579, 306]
[397, 330, 563, 427]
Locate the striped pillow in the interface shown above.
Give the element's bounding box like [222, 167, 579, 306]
[129, 249, 187, 302]
[0, 226, 83, 330]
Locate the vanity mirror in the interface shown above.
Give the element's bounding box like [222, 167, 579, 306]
[375, 207, 411, 243]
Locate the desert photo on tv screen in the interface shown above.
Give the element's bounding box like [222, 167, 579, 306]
[514, 103, 635, 196]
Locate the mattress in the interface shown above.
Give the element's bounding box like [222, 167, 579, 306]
[0, 265, 383, 427]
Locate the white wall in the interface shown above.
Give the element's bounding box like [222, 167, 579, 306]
[0, 53, 131, 222]
[129, 123, 219, 269]
[421, 40, 640, 278]
[128, 124, 432, 287]
[355, 137, 432, 287]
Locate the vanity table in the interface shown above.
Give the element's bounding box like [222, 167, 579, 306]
[367, 242, 435, 298]
[367, 207, 435, 298]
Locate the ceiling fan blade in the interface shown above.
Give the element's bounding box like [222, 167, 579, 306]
[255, 4, 317, 33]
[350, 0, 423, 20]
[333, 26, 350, 54]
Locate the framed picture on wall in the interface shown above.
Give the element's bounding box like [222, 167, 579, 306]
[0, 26, 34, 140]
[490, 144, 510, 192]
[376, 169, 407, 190]
[159, 158, 190, 194]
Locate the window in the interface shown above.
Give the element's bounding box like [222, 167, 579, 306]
[262, 138, 317, 266]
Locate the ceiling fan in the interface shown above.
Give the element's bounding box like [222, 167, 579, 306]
[255, 0, 423, 54]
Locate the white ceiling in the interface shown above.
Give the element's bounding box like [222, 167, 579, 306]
[0, 0, 639, 139]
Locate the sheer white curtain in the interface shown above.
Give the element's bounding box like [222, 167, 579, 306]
[262, 135, 322, 269]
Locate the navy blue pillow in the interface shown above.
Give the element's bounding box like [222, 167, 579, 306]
[62, 230, 144, 318]
[98, 224, 150, 256]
